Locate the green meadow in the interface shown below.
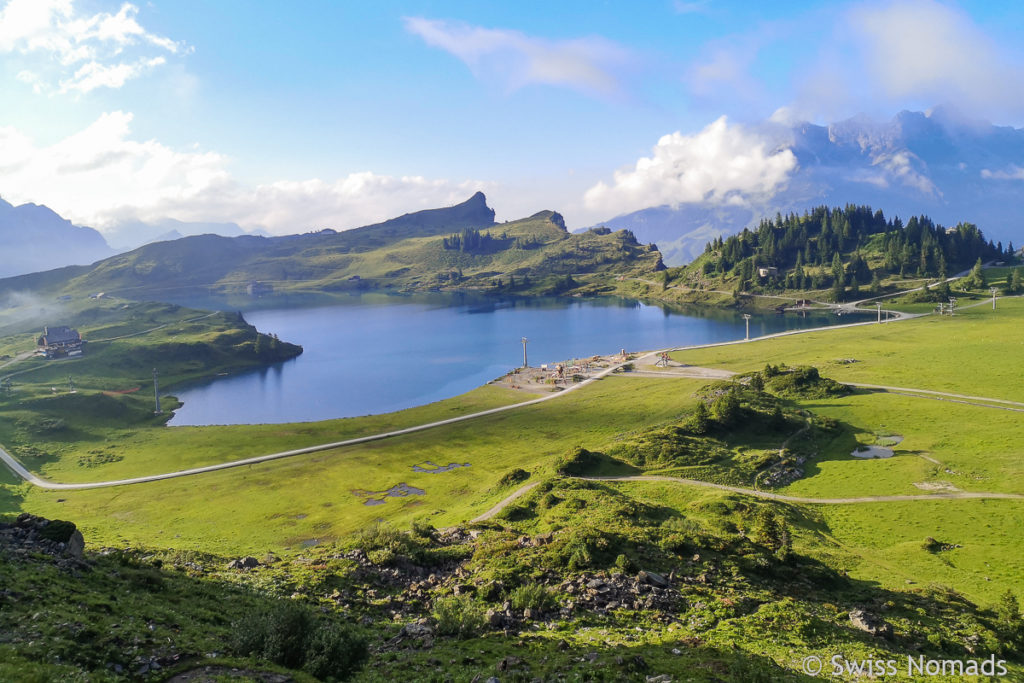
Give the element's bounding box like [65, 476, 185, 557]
[675, 294, 1024, 400]
[3, 285, 1024, 680]
[13, 376, 707, 552]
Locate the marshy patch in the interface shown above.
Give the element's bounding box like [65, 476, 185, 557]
[851, 445, 894, 459]
[352, 482, 426, 506]
[412, 460, 471, 474]
[851, 435, 903, 459]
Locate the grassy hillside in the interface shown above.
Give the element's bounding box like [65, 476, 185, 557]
[0, 194, 663, 305]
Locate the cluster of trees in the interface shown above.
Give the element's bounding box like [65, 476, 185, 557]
[699, 205, 1011, 298]
[442, 228, 499, 253]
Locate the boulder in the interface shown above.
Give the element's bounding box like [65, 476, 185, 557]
[638, 570, 670, 588]
[65, 530, 85, 559]
[849, 608, 894, 639]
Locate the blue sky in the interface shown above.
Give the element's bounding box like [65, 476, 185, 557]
[1, 0, 1023, 235]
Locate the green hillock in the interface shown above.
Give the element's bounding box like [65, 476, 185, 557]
[667, 204, 1013, 303]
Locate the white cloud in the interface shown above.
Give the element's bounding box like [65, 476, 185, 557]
[793, 0, 1024, 121]
[583, 116, 798, 217]
[981, 165, 1024, 181]
[0, 0, 183, 93]
[403, 17, 630, 97]
[850, 0, 1019, 107]
[874, 150, 939, 195]
[58, 55, 166, 93]
[0, 112, 490, 234]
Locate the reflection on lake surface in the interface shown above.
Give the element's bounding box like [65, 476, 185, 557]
[168, 293, 858, 425]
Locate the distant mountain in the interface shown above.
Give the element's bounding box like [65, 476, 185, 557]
[590, 109, 1024, 265]
[103, 218, 254, 251]
[0, 192, 660, 301]
[0, 199, 113, 277]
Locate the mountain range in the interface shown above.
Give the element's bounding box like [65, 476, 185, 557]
[0, 198, 113, 278]
[591, 108, 1024, 265]
[0, 192, 661, 301]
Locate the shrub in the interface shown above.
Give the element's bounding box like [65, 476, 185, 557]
[432, 595, 486, 638]
[39, 520, 77, 543]
[303, 622, 368, 681]
[355, 522, 408, 552]
[496, 468, 530, 489]
[354, 522, 417, 565]
[260, 603, 312, 668]
[233, 603, 366, 680]
[409, 519, 435, 540]
[711, 390, 741, 426]
[508, 583, 557, 612]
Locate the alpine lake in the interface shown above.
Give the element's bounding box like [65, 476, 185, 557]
[167, 293, 862, 425]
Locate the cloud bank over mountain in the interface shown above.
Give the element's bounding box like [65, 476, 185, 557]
[583, 117, 798, 217]
[587, 108, 1024, 265]
[0, 111, 490, 237]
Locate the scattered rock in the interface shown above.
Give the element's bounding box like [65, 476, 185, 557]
[849, 608, 893, 639]
[0, 514, 88, 568]
[531, 532, 554, 546]
[638, 570, 670, 588]
[226, 556, 260, 570]
[401, 622, 434, 639]
[496, 655, 523, 671]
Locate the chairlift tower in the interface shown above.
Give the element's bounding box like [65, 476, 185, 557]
[520, 337, 529, 368]
[742, 314, 752, 341]
[991, 287, 998, 310]
[153, 368, 162, 414]
[67, 375, 75, 394]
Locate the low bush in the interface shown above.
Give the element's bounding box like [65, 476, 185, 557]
[432, 595, 486, 638]
[38, 520, 77, 543]
[496, 468, 530, 488]
[508, 583, 557, 612]
[303, 622, 368, 681]
[232, 602, 367, 679]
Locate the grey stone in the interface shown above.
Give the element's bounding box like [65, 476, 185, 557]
[401, 622, 434, 639]
[638, 570, 670, 588]
[849, 608, 893, 639]
[65, 530, 84, 558]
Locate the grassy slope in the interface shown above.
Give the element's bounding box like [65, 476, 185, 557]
[674, 296, 1024, 401]
[0, 211, 661, 303]
[15, 376, 706, 552]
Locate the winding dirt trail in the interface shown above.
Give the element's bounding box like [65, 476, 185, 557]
[574, 476, 1024, 504]
[466, 475, 1024, 522]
